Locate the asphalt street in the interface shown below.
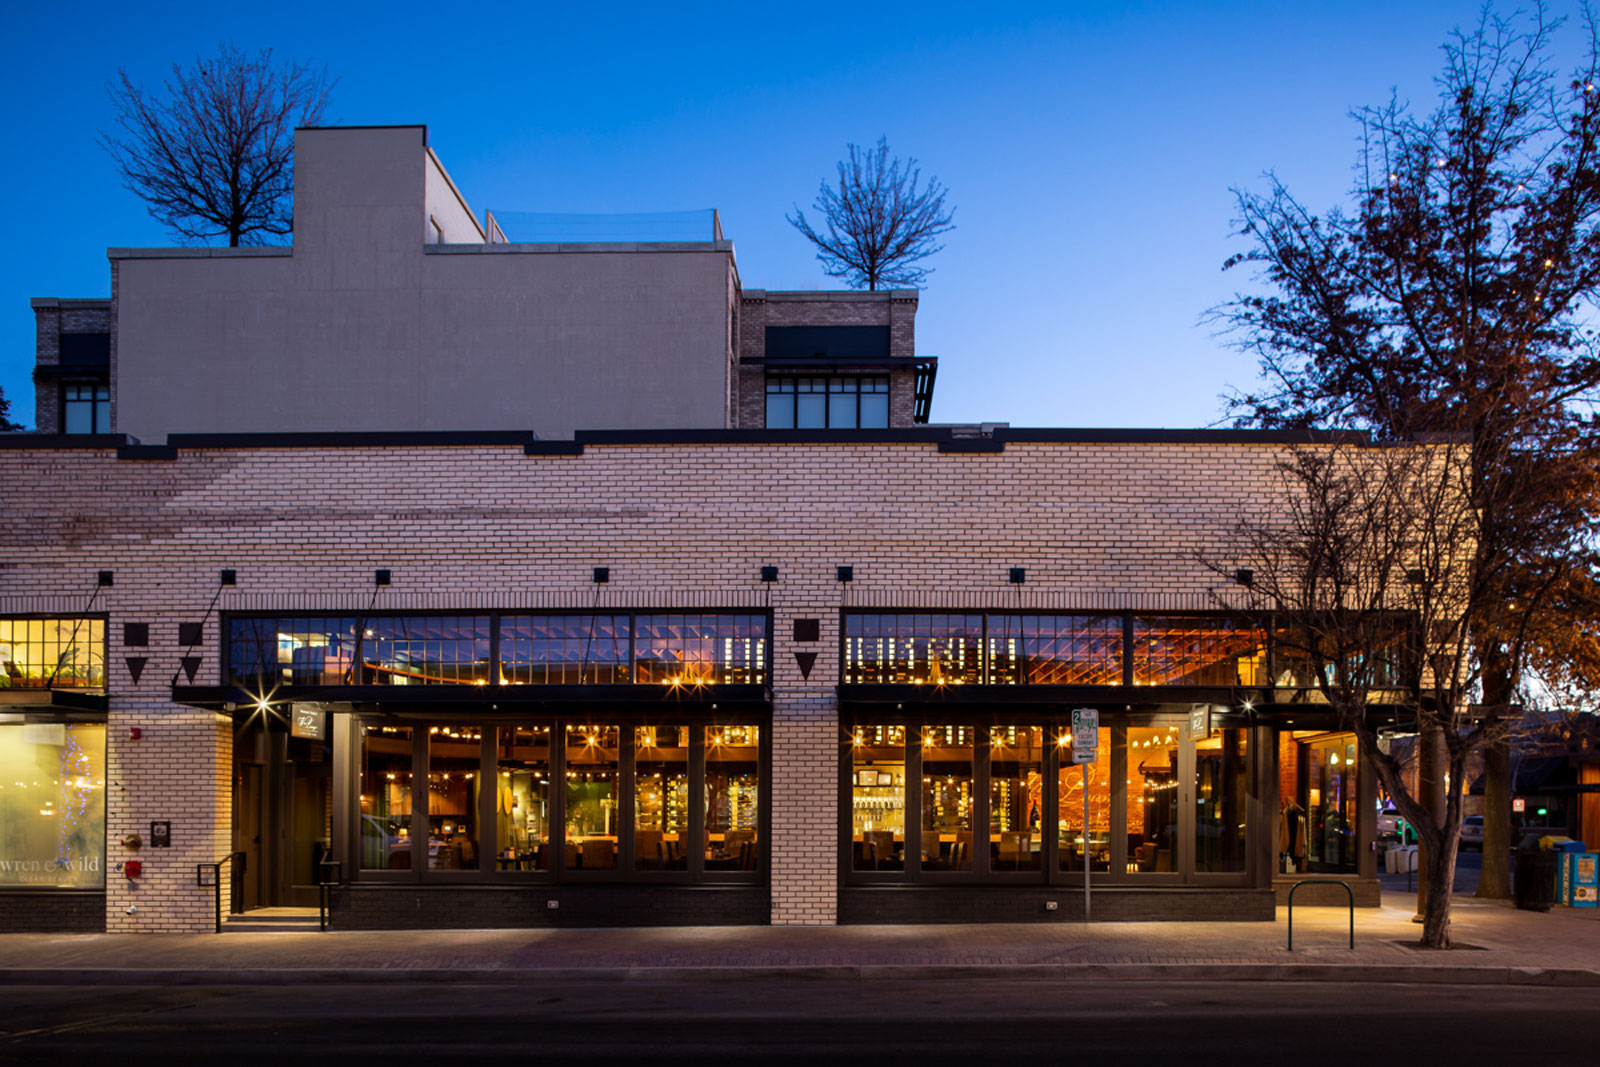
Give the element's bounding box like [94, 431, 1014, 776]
[3, 978, 1597, 1065]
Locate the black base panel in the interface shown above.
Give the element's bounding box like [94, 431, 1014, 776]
[329, 884, 769, 929]
[0, 891, 106, 932]
[838, 885, 1275, 923]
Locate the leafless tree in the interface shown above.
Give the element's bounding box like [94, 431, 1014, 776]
[1214, 4, 1600, 901]
[788, 137, 955, 290]
[1219, 439, 1536, 947]
[100, 45, 334, 247]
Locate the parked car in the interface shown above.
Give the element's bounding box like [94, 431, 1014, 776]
[1459, 814, 1484, 850]
[1377, 808, 1401, 839]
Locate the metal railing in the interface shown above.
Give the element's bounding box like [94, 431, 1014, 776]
[1286, 878, 1355, 951]
[195, 852, 245, 934]
[317, 859, 342, 932]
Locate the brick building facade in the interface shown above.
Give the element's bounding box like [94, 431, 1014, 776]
[0, 428, 1397, 933]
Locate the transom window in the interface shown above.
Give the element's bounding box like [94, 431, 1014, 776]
[766, 376, 889, 428]
[226, 613, 767, 688]
[844, 613, 1281, 688]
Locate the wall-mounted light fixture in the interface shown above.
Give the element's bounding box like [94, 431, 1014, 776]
[836, 566, 854, 582]
[220, 569, 237, 586]
[592, 567, 610, 584]
[761, 566, 779, 582]
[97, 571, 114, 587]
[1009, 568, 1026, 584]
[374, 569, 392, 586]
[1234, 569, 1254, 587]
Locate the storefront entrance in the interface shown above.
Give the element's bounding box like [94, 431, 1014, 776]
[232, 713, 332, 911]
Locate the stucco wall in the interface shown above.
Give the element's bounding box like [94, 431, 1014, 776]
[106, 127, 734, 441]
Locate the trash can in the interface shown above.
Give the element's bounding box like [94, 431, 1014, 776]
[1515, 846, 1561, 911]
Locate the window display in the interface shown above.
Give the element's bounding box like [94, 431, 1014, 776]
[0, 723, 105, 888]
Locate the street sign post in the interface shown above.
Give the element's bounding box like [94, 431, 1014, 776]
[1071, 709, 1099, 921]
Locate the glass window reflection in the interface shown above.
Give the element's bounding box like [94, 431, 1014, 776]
[705, 726, 760, 872]
[851, 725, 905, 871]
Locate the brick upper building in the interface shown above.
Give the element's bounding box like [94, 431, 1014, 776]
[3, 127, 1399, 935]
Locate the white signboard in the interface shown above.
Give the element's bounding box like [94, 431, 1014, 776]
[1071, 708, 1099, 764]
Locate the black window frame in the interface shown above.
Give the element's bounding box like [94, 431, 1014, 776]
[839, 709, 1255, 889]
[61, 382, 110, 435]
[225, 610, 770, 690]
[765, 375, 890, 429]
[351, 710, 770, 887]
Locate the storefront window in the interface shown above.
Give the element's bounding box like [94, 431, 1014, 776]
[425, 726, 481, 871]
[705, 726, 760, 872]
[0, 618, 105, 689]
[919, 726, 974, 871]
[502, 616, 630, 684]
[1058, 727, 1112, 873]
[359, 725, 414, 870]
[851, 725, 905, 870]
[1280, 731, 1359, 874]
[1127, 724, 1182, 873]
[0, 722, 104, 888]
[565, 725, 619, 870]
[1195, 728, 1248, 873]
[989, 727, 1043, 871]
[636, 726, 689, 870]
[495, 726, 549, 871]
[1132, 618, 1268, 686]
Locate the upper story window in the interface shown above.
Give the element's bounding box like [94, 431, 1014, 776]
[62, 384, 110, 434]
[226, 612, 768, 688]
[843, 612, 1273, 688]
[766, 376, 889, 429]
[0, 618, 106, 690]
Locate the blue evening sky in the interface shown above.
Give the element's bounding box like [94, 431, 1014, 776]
[0, 1, 1542, 430]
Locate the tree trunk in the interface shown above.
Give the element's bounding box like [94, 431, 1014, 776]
[1477, 735, 1512, 899]
[1420, 827, 1457, 948]
[1416, 722, 1447, 920]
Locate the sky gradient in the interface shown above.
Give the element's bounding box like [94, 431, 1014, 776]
[0, 1, 1545, 431]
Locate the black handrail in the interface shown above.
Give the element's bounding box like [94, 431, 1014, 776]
[1286, 878, 1355, 951]
[195, 852, 245, 934]
[317, 859, 342, 932]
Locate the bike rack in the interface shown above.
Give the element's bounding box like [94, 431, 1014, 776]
[1286, 878, 1355, 951]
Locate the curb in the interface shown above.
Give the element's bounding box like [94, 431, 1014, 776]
[3, 962, 1597, 987]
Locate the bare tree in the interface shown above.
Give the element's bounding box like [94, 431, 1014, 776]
[1222, 440, 1521, 947]
[1214, 5, 1600, 900]
[100, 45, 334, 247]
[788, 137, 955, 290]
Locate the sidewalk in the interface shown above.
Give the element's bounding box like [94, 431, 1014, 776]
[2, 889, 1597, 988]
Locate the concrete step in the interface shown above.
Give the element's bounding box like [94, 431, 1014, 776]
[222, 907, 322, 933]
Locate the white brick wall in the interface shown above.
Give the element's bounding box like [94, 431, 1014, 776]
[0, 436, 1379, 929]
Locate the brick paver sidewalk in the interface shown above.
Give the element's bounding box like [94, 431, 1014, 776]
[2, 889, 1596, 986]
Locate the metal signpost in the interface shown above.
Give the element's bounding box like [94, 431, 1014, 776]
[1071, 709, 1099, 921]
